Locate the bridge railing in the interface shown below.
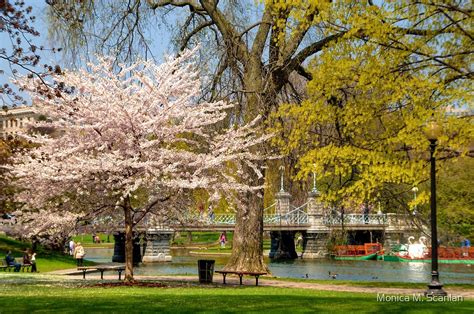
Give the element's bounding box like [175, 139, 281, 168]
[184, 211, 310, 226]
[264, 207, 308, 225]
[323, 213, 387, 225]
[180, 213, 236, 225]
[211, 214, 235, 225]
[178, 206, 389, 227]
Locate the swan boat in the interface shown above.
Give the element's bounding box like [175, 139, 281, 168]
[382, 236, 474, 264]
[331, 243, 381, 261]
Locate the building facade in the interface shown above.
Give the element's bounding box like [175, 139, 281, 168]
[0, 106, 37, 139]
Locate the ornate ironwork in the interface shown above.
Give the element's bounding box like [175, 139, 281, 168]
[157, 202, 391, 227]
[323, 214, 387, 225]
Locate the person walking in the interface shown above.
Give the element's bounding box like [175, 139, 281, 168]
[208, 205, 215, 222]
[198, 203, 204, 220]
[69, 239, 75, 256]
[296, 234, 303, 248]
[74, 242, 85, 267]
[31, 252, 37, 272]
[219, 232, 227, 248]
[462, 238, 471, 257]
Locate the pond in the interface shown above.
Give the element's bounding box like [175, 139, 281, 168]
[84, 247, 474, 284]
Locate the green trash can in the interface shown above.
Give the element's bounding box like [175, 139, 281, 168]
[198, 259, 215, 283]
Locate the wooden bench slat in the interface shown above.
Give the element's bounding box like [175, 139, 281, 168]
[2, 259, 30, 272]
[77, 265, 125, 280]
[215, 270, 266, 275]
[215, 270, 267, 286]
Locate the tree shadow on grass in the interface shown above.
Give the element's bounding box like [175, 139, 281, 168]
[0, 285, 472, 313]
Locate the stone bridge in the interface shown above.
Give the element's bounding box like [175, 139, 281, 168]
[112, 189, 419, 263]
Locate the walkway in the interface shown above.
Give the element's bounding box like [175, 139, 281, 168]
[48, 269, 474, 299]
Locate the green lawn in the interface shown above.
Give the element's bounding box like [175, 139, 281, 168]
[73, 233, 114, 247]
[0, 234, 33, 253]
[1, 231, 472, 313]
[172, 232, 305, 253]
[172, 232, 232, 246]
[0, 275, 472, 313]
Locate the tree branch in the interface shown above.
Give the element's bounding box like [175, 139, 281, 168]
[282, 7, 316, 62]
[250, 7, 272, 59]
[288, 32, 346, 72]
[132, 193, 175, 226]
[295, 65, 312, 80]
[198, 0, 249, 63]
[146, 0, 203, 11]
[179, 20, 214, 51]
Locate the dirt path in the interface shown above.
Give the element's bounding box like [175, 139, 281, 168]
[149, 275, 474, 298]
[54, 271, 473, 298]
[258, 279, 474, 298]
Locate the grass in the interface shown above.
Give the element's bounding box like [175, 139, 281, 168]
[172, 232, 304, 253]
[73, 233, 114, 247]
[0, 235, 95, 272]
[0, 234, 32, 253]
[0, 275, 472, 313]
[172, 232, 233, 246]
[1, 234, 472, 313]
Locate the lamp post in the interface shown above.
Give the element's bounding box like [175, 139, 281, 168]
[311, 164, 318, 193]
[411, 186, 418, 215]
[279, 165, 285, 192]
[424, 116, 447, 297]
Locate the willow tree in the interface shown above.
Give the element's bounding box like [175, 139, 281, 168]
[44, 0, 472, 272]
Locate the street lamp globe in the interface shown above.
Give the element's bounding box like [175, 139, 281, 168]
[424, 115, 442, 141]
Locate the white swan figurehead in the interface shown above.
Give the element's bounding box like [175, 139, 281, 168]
[419, 236, 427, 246]
[407, 236, 425, 258]
[419, 236, 428, 256]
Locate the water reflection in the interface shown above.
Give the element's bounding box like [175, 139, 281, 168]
[84, 247, 474, 284]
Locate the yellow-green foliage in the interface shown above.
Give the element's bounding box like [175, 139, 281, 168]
[272, 1, 473, 207]
[438, 157, 474, 240]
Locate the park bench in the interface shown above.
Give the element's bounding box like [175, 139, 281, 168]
[0, 260, 9, 271]
[77, 265, 126, 280]
[20, 261, 32, 272]
[215, 270, 267, 286]
[1, 259, 31, 272]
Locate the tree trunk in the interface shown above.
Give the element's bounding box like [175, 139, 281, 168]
[123, 197, 134, 282]
[223, 64, 272, 273]
[224, 191, 268, 273]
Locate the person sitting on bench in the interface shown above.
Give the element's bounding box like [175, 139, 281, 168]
[23, 249, 32, 266]
[5, 251, 21, 272]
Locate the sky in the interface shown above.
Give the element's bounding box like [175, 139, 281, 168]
[0, 0, 175, 107]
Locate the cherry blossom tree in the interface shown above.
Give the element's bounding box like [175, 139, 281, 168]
[11, 48, 269, 281]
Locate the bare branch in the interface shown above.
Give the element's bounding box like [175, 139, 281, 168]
[179, 20, 214, 51]
[282, 7, 316, 62]
[295, 65, 312, 80]
[288, 32, 346, 73]
[250, 7, 272, 58]
[146, 0, 203, 11]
